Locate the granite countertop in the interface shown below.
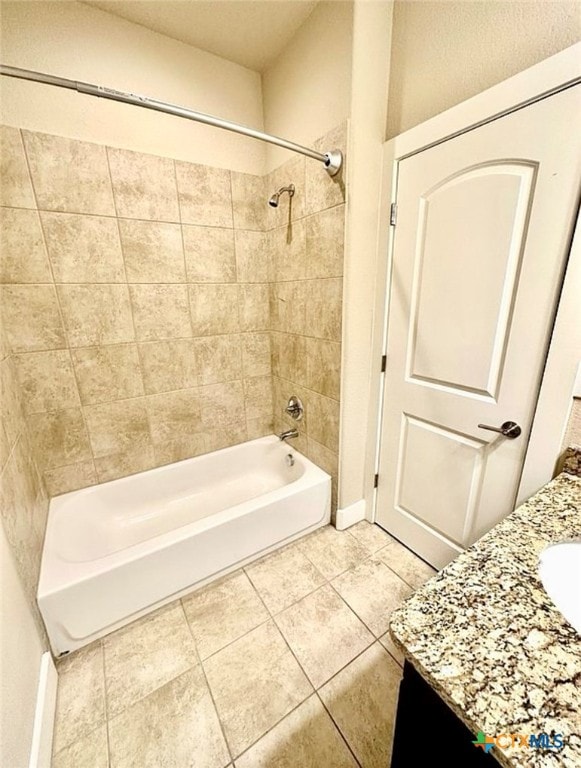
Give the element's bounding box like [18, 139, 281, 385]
[389, 454, 581, 768]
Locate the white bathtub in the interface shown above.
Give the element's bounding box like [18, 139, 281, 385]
[38, 436, 331, 655]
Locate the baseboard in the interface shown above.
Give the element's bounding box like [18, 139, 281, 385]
[29, 652, 57, 768]
[335, 499, 366, 530]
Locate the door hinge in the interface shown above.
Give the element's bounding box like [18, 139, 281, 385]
[381, 354, 387, 373]
[390, 203, 397, 226]
[374, 473, 379, 488]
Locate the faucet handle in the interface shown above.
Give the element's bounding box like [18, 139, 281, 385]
[285, 395, 304, 421]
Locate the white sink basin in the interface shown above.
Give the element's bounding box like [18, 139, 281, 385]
[538, 542, 581, 634]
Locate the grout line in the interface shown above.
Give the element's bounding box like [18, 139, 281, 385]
[315, 690, 363, 767]
[178, 600, 235, 765]
[21, 132, 99, 481]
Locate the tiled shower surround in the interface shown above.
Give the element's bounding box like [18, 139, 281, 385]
[0, 121, 345, 522]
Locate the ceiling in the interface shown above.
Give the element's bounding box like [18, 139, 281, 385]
[85, 1, 318, 72]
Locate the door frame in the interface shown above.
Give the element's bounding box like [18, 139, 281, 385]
[366, 42, 581, 522]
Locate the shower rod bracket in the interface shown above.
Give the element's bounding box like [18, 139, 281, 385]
[0, 64, 344, 177]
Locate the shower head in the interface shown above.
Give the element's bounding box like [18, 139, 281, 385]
[268, 184, 295, 208]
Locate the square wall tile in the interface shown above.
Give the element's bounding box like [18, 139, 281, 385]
[319, 643, 401, 768]
[182, 571, 269, 659]
[0, 208, 52, 283]
[58, 284, 134, 347]
[203, 620, 312, 756]
[94, 445, 155, 483]
[52, 642, 106, 753]
[183, 225, 236, 283]
[246, 416, 273, 440]
[275, 584, 373, 689]
[118, 219, 185, 283]
[26, 408, 91, 470]
[23, 131, 115, 215]
[84, 399, 150, 458]
[194, 335, 242, 385]
[270, 282, 306, 335]
[103, 602, 198, 716]
[0, 125, 35, 208]
[306, 205, 345, 279]
[235, 694, 357, 768]
[199, 381, 244, 429]
[139, 339, 197, 394]
[107, 667, 229, 768]
[41, 212, 125, 283]
[175, 161, 233, 227]
[241, 333, 270, 378]
[0, 355, 26, 452]
[1, 285, 66, 353]
[189, 284, 240, 336]
[306, 337, 341, 400]
[107, 148, 179, 222]
[204, 422, 247, 453]
[238, 284, 270, 332]
[43, 460, 97, 497]
[72, 344, 144, 405]
[231, 171, 266, 231]
[234, 231, 271, 283]
[305, 278, 343, 342]
[243, 376, 272, 420]
[129, 284, 191, 341]
[271, 220, 307, 282]
[153, 433, 206, 466]
[14, 350, 79, 414]
[306, 438, 338, 480]
[271, 332, 307, 385]
[308, 391, 340, 452]
[146, 389, 203, 443]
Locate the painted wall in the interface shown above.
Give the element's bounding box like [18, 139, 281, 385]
[0, 1, 265, 174]
[0, 524, 46, 768]
[262, 1, 353, 172]
[386, 0, 581, 137]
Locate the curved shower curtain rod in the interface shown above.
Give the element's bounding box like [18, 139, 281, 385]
[0, 64, 344, 176]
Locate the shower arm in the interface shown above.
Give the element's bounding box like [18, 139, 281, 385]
[0, 64, 343, 177]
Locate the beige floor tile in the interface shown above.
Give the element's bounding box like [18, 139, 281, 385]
[319, 643, 402, 768]
[103, 602, 199, 716]
[182, 571, 269, 659]
[245, 544, 326, 614]
[298, 526, 368, 580]
[203, 620, 312, 757]
[375, 535, 437, 589]
[332, 558, 412, 638]
[235, 694, 357, 768]
[108, 667, 229, 768]
[379, 632, 405, 667]
[51, 725, 108, 768]
[275, 585, 373, 689]
[53, 642, 106, 753]
[348, 521, 393, 554]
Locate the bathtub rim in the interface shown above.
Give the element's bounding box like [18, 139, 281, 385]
[39, 435, 331, 594]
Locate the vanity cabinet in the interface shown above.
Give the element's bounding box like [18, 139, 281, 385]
[391, 661, 499, 767]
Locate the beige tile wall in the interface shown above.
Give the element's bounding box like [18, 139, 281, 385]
[0, 130, 50, 639]
[1, 122, 346, 511]
[268, 123, 347, 511]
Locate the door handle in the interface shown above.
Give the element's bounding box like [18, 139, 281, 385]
[478, 421, 521, 439]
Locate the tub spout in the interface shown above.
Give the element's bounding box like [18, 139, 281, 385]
[279, 429, 298, 442]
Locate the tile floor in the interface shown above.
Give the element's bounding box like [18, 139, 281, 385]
[51, 522, 436, 768]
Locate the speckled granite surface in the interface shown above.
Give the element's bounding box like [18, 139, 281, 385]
[390, 468, 581, 768]
[562, 444, 581, 478]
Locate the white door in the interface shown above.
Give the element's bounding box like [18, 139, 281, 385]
[376, 86, 581, 568]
